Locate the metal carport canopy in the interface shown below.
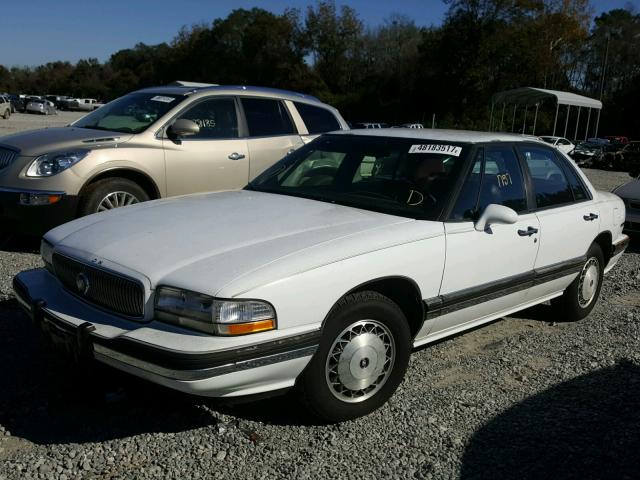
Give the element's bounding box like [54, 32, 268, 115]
[490, 87, 603, 138]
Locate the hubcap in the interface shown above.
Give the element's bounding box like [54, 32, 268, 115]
[97, 191, 139, 212]
[578, 257, 600, 308]
[325, 320, 395, 403]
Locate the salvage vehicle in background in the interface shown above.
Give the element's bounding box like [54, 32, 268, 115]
[613, 171, 640, 234]
[0, 95, 10, 119]
[67, 98, 104, 111]
[26, 99, 57, 115]
[540, 135, 575, 155]
[0, 84, 348, 234]
[604, 141, 640, 172]
[13, 130, 628, 422]
[570, 141, 604, 167]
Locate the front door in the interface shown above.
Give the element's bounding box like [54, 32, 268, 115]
[432, 145, 540, 336]
[164, 97, 249, 197]
[239, 97, 304, 181]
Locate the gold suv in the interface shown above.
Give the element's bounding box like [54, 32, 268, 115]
[0, 85, 347, 234]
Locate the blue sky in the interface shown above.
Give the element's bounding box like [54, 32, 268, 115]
[1, 0, 637, 67]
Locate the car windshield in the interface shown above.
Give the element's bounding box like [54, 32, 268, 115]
[248, 134, 469, 220]
[540, 137, 556, 144]
[73, 92, 186, 134]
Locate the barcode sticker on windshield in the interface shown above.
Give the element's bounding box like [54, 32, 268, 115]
[409, 144, 462, 156]
[150, 95, 175, 103]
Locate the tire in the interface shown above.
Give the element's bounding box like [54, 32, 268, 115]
[297, 291, 411, 422]
[2, 109, 9, 119]
[551, 243, 604, 322]
[78, 178, 150, 216]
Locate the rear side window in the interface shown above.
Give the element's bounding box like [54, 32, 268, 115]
[519, 145, 574, 208]
[241, 98, 295, 137]
[176, 98, 239, 139]
[294, 102, 341, 134]
[562, 158, 589, 201]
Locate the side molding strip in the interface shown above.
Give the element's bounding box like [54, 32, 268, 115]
[423, 256, 586, 319]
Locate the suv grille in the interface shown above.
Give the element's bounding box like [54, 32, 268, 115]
[0, 147, 17, 170]
[53, 253, 145, 318]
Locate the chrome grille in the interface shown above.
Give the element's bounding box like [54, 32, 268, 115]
[53, 253, 145, 318]
[0, 147, 17, 170]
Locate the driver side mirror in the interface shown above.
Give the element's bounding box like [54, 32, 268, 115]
[167, 119, 200, 139]
[475, 204, 518, 232]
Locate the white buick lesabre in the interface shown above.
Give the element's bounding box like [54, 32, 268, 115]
[14, 129, 629, 421]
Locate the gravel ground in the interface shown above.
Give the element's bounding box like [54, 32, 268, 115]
[0, 111, 85, 136]
[0, 128, 638, 479]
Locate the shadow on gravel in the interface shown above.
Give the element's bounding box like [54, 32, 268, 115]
[0, 299, 218, 445]
[0, 234, 39, 253]
[460, 360, 640, 480]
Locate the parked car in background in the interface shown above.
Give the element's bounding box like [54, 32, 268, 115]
[25, 99, 56, 115]
[613, 171, 640, 234]
[20, 95, 42, 112]
[0, 95, 11, 119]
[13, 129, 628, 422]
[608, 141, 640, 171]
[570, 141, 604, 167]
[67, 98, 104, 111]
[8, 94, 25, 113]
[352, 122, 389, 129]
[540, 136, 575, 155]
[0, 84, 348, 234]
[45, 95, 72, 110]
[400, 123, 424, 129]
[605, 135, 629, 144]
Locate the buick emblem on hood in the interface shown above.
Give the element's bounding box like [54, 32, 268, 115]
[75, 272, 90, 296]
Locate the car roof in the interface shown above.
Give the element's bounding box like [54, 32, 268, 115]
[132, 84, 323, 104]
[331, 128, 548, 145]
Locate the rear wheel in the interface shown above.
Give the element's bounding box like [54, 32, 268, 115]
[551, 243, 604, 322]
[297, 291, 411, 422]
[2, 109, 9, 119]
[79, 178, 149, 216]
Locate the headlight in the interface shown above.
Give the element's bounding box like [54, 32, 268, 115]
[154, 286, 276, 336]
[26, 150, 89, 177]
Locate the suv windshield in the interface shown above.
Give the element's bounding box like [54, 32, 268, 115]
[248, 134, 469, 220]
[73, 92, 186, 134]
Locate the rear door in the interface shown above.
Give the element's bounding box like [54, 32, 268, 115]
[239, 97, 304, 181]
[163, 96, 249, 196]
[517, 144, 599, 293]
[432, 144, 541, 336]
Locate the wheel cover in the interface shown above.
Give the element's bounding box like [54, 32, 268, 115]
[578, 257, 600, 308]
[97, 191, 139, 212]
[325, 319, 395, 403]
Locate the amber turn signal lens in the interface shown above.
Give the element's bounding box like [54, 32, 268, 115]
[218, 319, 275, 336]
[48, 195, 62, 204]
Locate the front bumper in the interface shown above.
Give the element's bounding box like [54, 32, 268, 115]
[13, 269, 319, 397]
[0, 187, 78, 235]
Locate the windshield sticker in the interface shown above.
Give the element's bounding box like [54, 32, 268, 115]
[150, 95, 175, 103]
[409, 144, 462, 156]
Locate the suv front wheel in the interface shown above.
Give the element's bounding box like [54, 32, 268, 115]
[79, 178, 150, 216]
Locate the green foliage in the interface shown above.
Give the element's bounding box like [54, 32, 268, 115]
[1, 1, 638, 136]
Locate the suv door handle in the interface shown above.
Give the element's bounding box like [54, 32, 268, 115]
[228, 152, 245, 160]
[517, 226, 538, 236]
[583, 213, 598, 221]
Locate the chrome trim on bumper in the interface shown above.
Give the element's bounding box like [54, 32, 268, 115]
[94, 343, 318, 381]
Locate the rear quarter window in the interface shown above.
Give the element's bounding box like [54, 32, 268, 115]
[294, 102, 341, 134]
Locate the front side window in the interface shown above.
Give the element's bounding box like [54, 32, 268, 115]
[241, 98, 295, 137]
[73, 92, 186, 134]
[175, 98, 238, 139]
[450, 149, 483, 220]
[476, 145, 528, 213]
[249, 135, 469, 220]
[519, 145, 574, 208]
[294, 102, 341, 134]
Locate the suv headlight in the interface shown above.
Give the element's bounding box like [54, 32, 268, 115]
[154, 286, 276, 336]
[26, 150, 89, 177]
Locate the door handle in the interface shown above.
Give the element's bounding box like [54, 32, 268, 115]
[228, 152, 245, 160]
[583, 213, 598, 221]
[517, 226, 538, 236]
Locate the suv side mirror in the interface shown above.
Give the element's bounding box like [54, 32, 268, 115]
[167, 119, 200, 139]
[475, 204, 518, 232]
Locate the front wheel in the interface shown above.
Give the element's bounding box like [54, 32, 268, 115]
[2, 109, 9, 119]
[551, 243, 604, 321]
[297, 291, 411, 422]
[78, 178, 150, 216]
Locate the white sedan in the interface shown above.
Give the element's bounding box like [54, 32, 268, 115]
[14, 129, 629, 422]
[540, 135, 575, 155]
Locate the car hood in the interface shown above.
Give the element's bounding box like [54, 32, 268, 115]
[613, 179, 640, 200]
[46, 190, 437, 297]
[0, 126, 133, 157]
